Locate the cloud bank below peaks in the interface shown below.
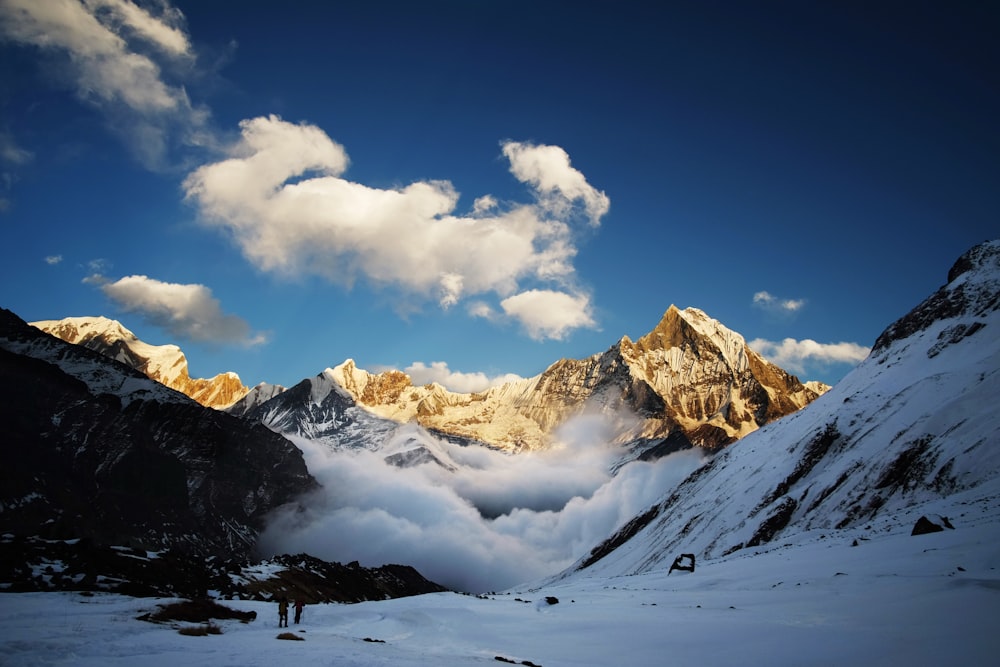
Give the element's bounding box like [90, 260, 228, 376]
[183, 115, 609, 341]
[260, 419, 706, 593]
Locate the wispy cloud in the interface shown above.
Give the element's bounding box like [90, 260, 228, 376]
[183, 115, 607, 341]
[0, 0, 207, 168]
[82, 258, 112, 275]
[44, 255, 63, 265]
[749, 337, 871, 375]
[87, 273, 266, 346]
[402, 361, 525, 393]
[753, 290, 806, 314]
[0, 131, 34, 212]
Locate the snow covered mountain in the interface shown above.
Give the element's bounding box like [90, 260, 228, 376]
[0, 308, 317, 582]
[260, 306, 826, 457]
[31, 316, 253, 409]
[246, 368, 405, 452]
[34, 306, 826, 459]
[569, 239, 1000, 579]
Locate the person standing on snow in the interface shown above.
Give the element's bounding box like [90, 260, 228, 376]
[294, 598, 305, 624]
[278, 597, 289, 627]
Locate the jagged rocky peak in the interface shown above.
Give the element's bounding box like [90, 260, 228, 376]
[330, 358, 415, 404]
[32, 315, 251, 410]
[631, 306, 745, 359]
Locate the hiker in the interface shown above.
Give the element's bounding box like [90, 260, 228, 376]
[278, 597, 289, 627]
[294, 598, 305, 624]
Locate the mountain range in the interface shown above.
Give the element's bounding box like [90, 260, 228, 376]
[35, 304, 829, 462]
[2, 238, 997, 607]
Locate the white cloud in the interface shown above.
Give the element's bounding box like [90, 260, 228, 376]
[403, 361, 524, 393]
[0, 0, 206, 168]
[467, 301, 495, 320]
[472, 194, 497, 215]
[44, 255, 63, 265]
[93, 274, 266, 346]
[500, 289, 595, 340]
[749, 337, 871, 373]
[502, 141, 610, 225]
[184, 115, 607, 340]
[83, 0, 192, 58]
[753, 290, 806, 314]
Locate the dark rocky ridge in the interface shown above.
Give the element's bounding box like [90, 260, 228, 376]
[873, 240, 999, 353]
[0, 308, 317, 558]
[0, 537, 446, 601]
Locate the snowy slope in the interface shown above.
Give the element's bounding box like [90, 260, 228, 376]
[568, 239, 1000, 578]
[1, 513, 997, 666]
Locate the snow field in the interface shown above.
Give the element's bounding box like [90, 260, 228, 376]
[2, 509, 998, 667]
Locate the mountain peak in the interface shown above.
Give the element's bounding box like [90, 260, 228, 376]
[32, 316, 249, 410]
[873, 239, 1000, 354]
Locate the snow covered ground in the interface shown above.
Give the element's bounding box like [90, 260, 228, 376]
[3, 497, 997, 667]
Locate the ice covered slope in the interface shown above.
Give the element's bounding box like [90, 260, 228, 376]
[32, 316, 252, 409]
[572, 239, 1000, 577]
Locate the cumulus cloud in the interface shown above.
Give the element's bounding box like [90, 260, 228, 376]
[260, 420, 705, 593]
[749, 337, 871, 374]
[90, 273, 266, 346]
[753, 290, 806, 314]
[500, 289, 596, 341]
[0, 0, 206, 168]
[184, 115, 607, 340]
[44, 255, 63, 265]
[502, 141, 610, 225]
[403, 361, 525, 393]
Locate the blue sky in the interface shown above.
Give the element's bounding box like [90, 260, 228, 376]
[1, 1, 996, 391]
